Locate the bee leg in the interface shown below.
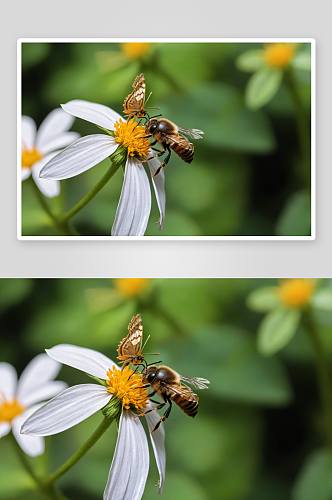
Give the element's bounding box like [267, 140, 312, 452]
[134, 401, 167, 420]
[152, 144, 172, 177]
[137, 384, 151, 389]
[151, 397, 172, 433]
[138, 144, 166, 166]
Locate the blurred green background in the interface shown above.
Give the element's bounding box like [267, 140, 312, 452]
[1, 278, 331, 500]
[21, 42, 311, 236]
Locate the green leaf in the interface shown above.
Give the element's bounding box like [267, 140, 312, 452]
[311, 289, 332, 312]
[258, 308, 301, 356]
[275, 191, 311, 236]
[168, 325, 292, 406]
[292, 449, 332, 500]
[245, 68, 283, 110]
[291, 51, 311, 71]
[235, 50, 265, 72]
[246, 286, 280, 312]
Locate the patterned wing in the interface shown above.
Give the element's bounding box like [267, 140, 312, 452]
[179, 375, 210, 390]
[177, 127, 204, 140]
[123, 74, 146, 116]
[117, 314, 143, 360]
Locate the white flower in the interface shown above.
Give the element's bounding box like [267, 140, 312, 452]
[0, 354, 67, 456]
[21, 344, 166, 499]
[39, 100, 166, 235]
[21, 108, 80, 198]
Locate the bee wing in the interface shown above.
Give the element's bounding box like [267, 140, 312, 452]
[177, 127, 204, 140]
[179, 376, 210, 390]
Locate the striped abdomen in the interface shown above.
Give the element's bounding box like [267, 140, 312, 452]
[169, 137, 194, 164]
[171, 389, 199, 418]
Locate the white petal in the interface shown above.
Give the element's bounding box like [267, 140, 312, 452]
[145, 408, 166, 494]
[46, 344, 117, 379]
[38, 132, 81, 155]
[32, 169, 61, 198]
[0, 363, 17, 400]
[111, 157, 151, 236]
[19, 381, 68, 407]
[104, 410, 149, 500]
[21, 384, 110, 436]
[147, 157, 166, 231]
[17, 354, 62, 400]
[12, 404, 45, 456]
[39, 135, 118, 180]
[62, 100, 122, 130]
[0, 423, 11, 438]
[21, 168, 31, 181]
[22, 116, 37, 150]
[36, 108, 76, 151]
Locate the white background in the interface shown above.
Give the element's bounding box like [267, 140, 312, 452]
[3, 0, 331, 277]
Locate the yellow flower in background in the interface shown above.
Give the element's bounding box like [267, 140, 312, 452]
[263, 43, 296, 69]
[247, 279, 332, 356]
[278, 278, 315, 308]
[236, 42, 311, 110]
[85, 279, 151, 314]
[95, 43, 153, 74]
[120, 43, 151, 60]
[114, 278, 150, 298]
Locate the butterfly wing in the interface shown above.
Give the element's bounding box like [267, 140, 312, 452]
[123, 74, 146, 116]
[117, 314, 143, 361]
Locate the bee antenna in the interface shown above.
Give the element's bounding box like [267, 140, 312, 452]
[145, 360, 163, 368]
[149, 114, 162, 120]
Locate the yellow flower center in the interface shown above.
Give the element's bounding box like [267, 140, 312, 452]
[263, 43, 295, 69]
[22, 145, 43, 169]
[278, 279, 315, 308]
[114, 119, 151, 158]
[0, 396, 25, 423]
[106, 366, 148, 411]
[120, 43, 151, 59]
[114, 278, 149, 297]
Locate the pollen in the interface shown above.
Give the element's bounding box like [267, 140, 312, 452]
[278, 279, 315, 308]
[114, 278, 149, 298]
[114, 119, 151, 158]
[106, 366, 149, 411]
[120, 43, 151, 59]
[22, 145, 43, 169]
[0, 396, 25, 423]
[263, 43, 295, 69]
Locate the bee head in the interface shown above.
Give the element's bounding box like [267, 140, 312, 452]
[143, 365, 157, 384]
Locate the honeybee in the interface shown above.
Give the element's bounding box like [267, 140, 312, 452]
[123, 73, 159, 122]
[117, 314, 159, 370]
[140, 118, 204, 177]
[135, 364, 210, 432]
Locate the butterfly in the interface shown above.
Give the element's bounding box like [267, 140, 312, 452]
[123, 74, 159, 121]
[117, 314, 146, 369]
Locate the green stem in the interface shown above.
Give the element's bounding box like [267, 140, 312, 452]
[61, 161, 121, 222]
[284, 68, 311, 190]
[304, 309, 332, 449]
[45, 416, 113, 485]
[9, 432, 68, 500]
[28, 177, 78, 236]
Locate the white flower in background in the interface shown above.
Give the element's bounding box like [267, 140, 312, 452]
[21, 108, 80, 198]
[39, 101, 166, 236]
[0, 354, 67, 456]
[21, 344, 166, 499]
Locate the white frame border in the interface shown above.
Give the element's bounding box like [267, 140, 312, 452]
[17, 38, 316, 241]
